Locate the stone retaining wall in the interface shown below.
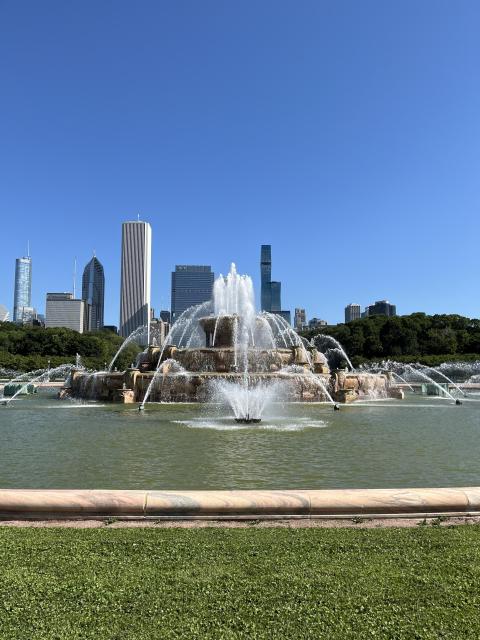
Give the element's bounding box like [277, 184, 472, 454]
[0, 488, 479, 520]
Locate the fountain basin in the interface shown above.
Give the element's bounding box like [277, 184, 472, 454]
[66, 367, 392, 404]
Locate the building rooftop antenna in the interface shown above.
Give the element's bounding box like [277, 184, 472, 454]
[27, 240, 30, 258]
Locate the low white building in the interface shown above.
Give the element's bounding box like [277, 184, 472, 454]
[45, 293, 87, 333]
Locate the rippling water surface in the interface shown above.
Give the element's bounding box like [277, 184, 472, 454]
[0, 390, 479, 489]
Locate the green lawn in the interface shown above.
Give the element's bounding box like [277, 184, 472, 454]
[0, 525, 479, 638]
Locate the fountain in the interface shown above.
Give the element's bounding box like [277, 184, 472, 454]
[1, 363, 80, 406]
[65, 264, 395, 418]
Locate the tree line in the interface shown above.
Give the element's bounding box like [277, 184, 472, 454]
[301, 313, 480, 366]
[0, 323, 141, 373]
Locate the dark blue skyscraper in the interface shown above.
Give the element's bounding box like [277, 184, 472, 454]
[259, 245, 290, 323]
[270, 281, 281, 312]
[82, 255, 105, 331]
[260, 245, 272, 312]
[13, 255, 32, 322]
[171, 266, 214, 322]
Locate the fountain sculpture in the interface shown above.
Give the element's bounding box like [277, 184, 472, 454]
[64, 264, 395, 419]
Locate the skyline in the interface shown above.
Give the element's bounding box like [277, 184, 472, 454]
[1, 2, 479, 325]
[3, 223, 479, 327]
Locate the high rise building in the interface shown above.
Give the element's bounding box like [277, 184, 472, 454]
[82, 255, 105, 331]
[259, 244, 291, 322]
[365, 300, 397, 317]
[260, 245, 272, 312]
[160, 310, 171, 324]
[171, 266, 214, 322]
[119, 221, 152, 340]
[345, 303, 361, 323]
[13, 255, 32, 322]
[270, 281, 281, 312]
[45, 293, 87, 333]
[294, 308, 307, 331]
[278, 310, 291, 324]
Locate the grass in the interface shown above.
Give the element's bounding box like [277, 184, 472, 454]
[0, 526, 480, 638]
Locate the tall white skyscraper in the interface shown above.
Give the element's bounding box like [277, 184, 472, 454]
[119, 220, 152, 341]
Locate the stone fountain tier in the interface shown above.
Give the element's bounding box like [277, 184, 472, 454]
[199, 315, 237, 348]
[65, 368, 393, 404]
[67, 369, 334, 403]
[136, 344, 330, 375]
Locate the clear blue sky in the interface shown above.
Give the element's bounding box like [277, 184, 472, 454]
[1, 0, 479, 326]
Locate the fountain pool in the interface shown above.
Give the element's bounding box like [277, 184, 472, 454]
[0, 390, 479, 490]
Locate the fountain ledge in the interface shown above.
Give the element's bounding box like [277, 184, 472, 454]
[0, 488, 480, 519]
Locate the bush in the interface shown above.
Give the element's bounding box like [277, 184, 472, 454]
[0, 323, 141, 372]
[303, 313, 480, 362]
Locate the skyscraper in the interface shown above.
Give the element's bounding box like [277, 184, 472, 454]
[259, 244, 290, 323]
[260, 245, 272, 312]
[82, 255, 105, 331]
[270, 281, 281, 312]
[345, 303, 361, 323]
[171, 266, 214, 322]
[119, 220, 152, 340]
[13, 255, 32, 322]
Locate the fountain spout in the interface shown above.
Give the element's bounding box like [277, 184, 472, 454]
[235, 415, 262, 424]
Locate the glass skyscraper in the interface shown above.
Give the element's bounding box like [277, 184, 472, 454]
[259, 244, 291, 323]
[13, 256, 32, 322]
[171, 266, 214, 322]
[82, 256, 105, 331]
[270, 281, 281, 312]
[260, 245, 272, 312]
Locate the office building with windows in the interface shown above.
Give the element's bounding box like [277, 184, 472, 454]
[171, 266, 214, 322]
[294, 308, 307, 331]
[82, 255, 105, 331]
[345, 303, 361, 323]
[259, 244, 291, 323]
[270, 281, 281, 312]
[160, 310, 171, 324]
[308, 317, 328, 329]
[13, 255, 32, 323]
[365, 300, 397, 318]
[45, 293, 87, 333]
[119, 221, 152, 341]
[260, 244, 272, 312]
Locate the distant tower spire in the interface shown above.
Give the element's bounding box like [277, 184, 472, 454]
[27, 240, 30, 258]
[73, 257, 77, 298]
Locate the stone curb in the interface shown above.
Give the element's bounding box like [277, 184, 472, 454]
[0, 488, 478, 519]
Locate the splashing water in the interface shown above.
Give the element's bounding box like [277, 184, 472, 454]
[311, 334, 354, 371]
[108, 325, 149, 371]
[1, 363, 80, 406]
